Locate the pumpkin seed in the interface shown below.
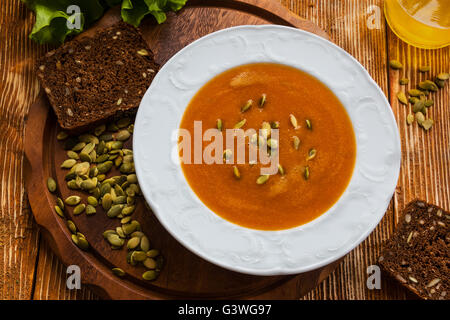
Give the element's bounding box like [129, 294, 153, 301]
[289, 114, 298, 129]
[81, 142, 95, 155]
[261, 122, 271, 139]
[412, 100, 425, 113]
[107, 204, 123, 218]
[74, 162, 90, 176]
[131, 231, 145, 238]
[111, 141, 123, 150]
[259, 94, 267, 108]
[293, 136, 300, 150]
[116, 130, 131, 141]
[389, 60, 403, 69]
[71, 234, 79, 245]
[106, 233, 124, 247]
[79, 152, 91, 163]
[437, 72, 449, 81]
[399, 78, 409, 85]
[120, 162, 134, 174]
[65, 195, 81, 206]
[102, 193, 113, 210]
[73, 204, 85, 215]
[47, 177, 57, 193]
[397, 91, 408, 105]
[107, 122, 119, 132]
[304, 166, 310, 180]
[409, 97, 419, 104]
[115, 226, 126, 238]
[143, 258, 156, 269]
[271, 121, 279, 129]
[233, 166, 240, 179]
[305, 119, 312, 130]
[146, 249, 160, 258]
[122, 222, 137, 235]
[56, 197, 64, 210]
[140, 236, 150, 252]
[56, 131, 69, 140]
[421, 119, 434, 130]
[54, 205, 65, 218]
[278, 164, 285, 176]
[418, 65, 430, 72]
[99, 134, 113, 143]
[66, 151, 79, 160]
[127, 237, 141, 250]
[112, 268, 125, 277]
[132, 251, 147, 262]
[256, 175, 269, 185]
[66, 220, 77, 234]
[233, 119, 247, 129]
[142, 270, 157, 281]
[241, 99, 252, 112]
[72, 142, 86, 152]
[307, 148, 317, 161]
[113, 195, 127, 205]
[216, 119, 223, 131]
[80, 179, 96, 190]
[79, 134, 99, 144]
[75, 235, 89, 250]
[415, 112, 425, 125]
[223, 149, 232, 161]
[406, 113, 415, 125]
[408, 89, 424, 97]
[127, 174, 138, 184]
[424, 99, 434, 108]
[114, 118, 129, 129]
[122, 205, 135, 216]
[85, 204, 96, 215]
[435, 78, 445, 88]
[419, 80, 438, 92]
[61, 159, 77, 169]
[121, 216, 132, 224]
[98, 161, 113, 174]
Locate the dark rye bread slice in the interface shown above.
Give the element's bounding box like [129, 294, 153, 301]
[36, 21, 159, 133]
[379, 200, 449, 300]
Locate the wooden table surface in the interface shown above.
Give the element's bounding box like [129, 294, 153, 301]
[0, 0, 448, 300]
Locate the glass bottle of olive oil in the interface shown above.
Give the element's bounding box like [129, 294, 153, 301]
[384, 0, 450, 49]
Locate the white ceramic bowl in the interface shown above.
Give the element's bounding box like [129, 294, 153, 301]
[133, 25, 401, 276]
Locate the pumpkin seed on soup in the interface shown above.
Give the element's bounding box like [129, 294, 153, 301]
[233, 119, 247, 129]
[256, 175, 269, 185]
[233, 166, 240, 179]
[241, 99, 253, 113]
[259, 94, 266, 108]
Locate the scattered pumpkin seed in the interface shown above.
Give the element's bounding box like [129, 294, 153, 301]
[140, 236, 150, 252]
[233, 166, 240, 179]
[47, 177, 57, 193]
[102, 193, 113, 211]
[107, 204, 123, 218]
[289, 114, 298, 129]
[67, 220, 77, 234]
[437, 72, 449, 81]
[292, 136, 300, 150]
[278, 164, 285, 176]
[419, 80, 438, 92]
[241, 99, 253, 112]
[307, 148, 317, 161]
[421, 119, 434, 130]
[223, 149, 232, 161]
[127, 237, 141, 250]
[65, 195, 81, 206]
[406, 113, 415, 125]
[412, 100, 425, 113]
[259, 94, 267, 108]
[389, 60, 403, 70]
[132, 250, 147, 262]
[397, 91, 408, 105]
[435, 78, 445, 88]
[142, 270, 157, 281]
[216, 119, 223, 131]
[56, 131, 69, 140]
[233, 119, 247, 129]
[270, 121, 279, 129]
[256, 175, 269, 185]
[143, 258, 157, 269]
[98, 161, 113, 174]
[112, 268, 125, 277]
[267, 138, 278, 149]
[418, 65, 430, 72]
[305, 119, 312, 130]
[116, 130, 131, 141]
[61, 159, 77, 169]
[399, 78, 409, 85]
[408, 89, 424, 97]
[85, 204, 96, 215]
[146, 249, 160, 258]
[415, 112, 425, 125]
[304, 166, 310, 180]
[73, 203, 86, 215]
[54, 205, 65, 218]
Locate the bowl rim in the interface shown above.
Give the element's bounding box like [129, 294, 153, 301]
[133, 24, 401, 275]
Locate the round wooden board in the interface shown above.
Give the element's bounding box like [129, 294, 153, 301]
[24, 0, 338, 300]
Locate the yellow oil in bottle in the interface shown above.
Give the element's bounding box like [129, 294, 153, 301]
[384, 0, 450, 49]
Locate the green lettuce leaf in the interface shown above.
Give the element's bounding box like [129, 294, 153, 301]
[21, 0, 105, 44]
[121, 0, 187, 26]
[22, 0, 188, 44]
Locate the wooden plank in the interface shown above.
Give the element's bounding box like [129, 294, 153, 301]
[0, 0, 42, 300]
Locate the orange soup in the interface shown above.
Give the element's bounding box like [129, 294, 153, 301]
[179, 63, 356, 230]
